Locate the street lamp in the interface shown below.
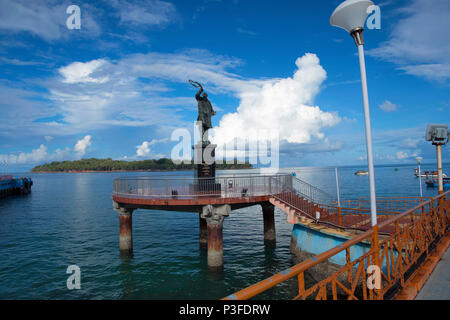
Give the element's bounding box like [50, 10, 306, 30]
[425, 124, 449, 194]
[330, 0, 377, 226]
[416, 156, 423, 199]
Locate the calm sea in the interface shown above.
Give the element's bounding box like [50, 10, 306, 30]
[0, 164, 444, 299]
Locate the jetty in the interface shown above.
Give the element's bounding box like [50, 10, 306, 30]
[0, 175, 33, 199]
[111, 173, 449, 299]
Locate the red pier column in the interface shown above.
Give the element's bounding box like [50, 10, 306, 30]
[262, 203, 276, 243]
[201, 204, 230, 268]
[114, 201, 135, 254]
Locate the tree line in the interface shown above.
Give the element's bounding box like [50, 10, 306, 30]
[31, 158, 252, 172]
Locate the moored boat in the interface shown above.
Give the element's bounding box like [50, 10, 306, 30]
[414, 168, 447, 178]
[425, 177, 450, 189]
[0, 175, 33, 198]
[354, 170, 368, 176]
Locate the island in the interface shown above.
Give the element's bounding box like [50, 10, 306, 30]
[31, 158, 252, 173]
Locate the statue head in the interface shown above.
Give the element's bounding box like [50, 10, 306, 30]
[203, 92, 208, 99]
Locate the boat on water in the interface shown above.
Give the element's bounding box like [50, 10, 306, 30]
[425, 177, 450, 189]
[354, 170, 368, 176]
[414, 168, 447, 178]
[0, 175, 33, 198]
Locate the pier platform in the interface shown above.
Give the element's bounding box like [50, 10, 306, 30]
[111, 174, 431, 269]
[415, 239, 450, 300]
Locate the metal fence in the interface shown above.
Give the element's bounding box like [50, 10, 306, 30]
[223, 191, 450, 300]
[113, 174, 294, 199]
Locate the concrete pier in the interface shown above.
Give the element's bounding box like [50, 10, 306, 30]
[114, 202, 134, 254]
[261, 203, 275, 243]
[201, 204, 230, 268]
[199, 213, 208, 246]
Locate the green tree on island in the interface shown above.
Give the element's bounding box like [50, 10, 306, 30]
[31, 158, 252, 172]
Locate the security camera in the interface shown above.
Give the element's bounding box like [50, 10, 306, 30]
[425, 124, 449, 144]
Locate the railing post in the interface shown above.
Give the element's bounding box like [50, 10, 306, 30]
[371, 225, 382, 300]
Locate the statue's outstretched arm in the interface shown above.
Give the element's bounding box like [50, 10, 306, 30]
[195, 86, 203, 100]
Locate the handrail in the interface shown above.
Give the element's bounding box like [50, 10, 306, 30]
[292, 176, 336, 205]
[222, 191, 450, 300]
[113, 174, 294, 199]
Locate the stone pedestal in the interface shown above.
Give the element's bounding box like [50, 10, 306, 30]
[191, 143, 221, 194]
[201, 204, 230, 268]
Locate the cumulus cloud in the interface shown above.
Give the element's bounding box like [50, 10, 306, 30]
[0, 135, 93, 165]
[379, 100, 398, 112]
[0, 144, 71, 165]
[136, 141, 151, 157]
[211, 54, 341, 147]
[2, 49, 341, 161]
[74, 135, 92, 156]
[135, 138, 169, 157]
[367, 0, 450, 81]
[59, 59, 109, 84]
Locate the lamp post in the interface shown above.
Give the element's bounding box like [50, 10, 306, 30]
[331, 0, 377, 227]
[425, 124, 449, 195]
[416, 156, 423, 199]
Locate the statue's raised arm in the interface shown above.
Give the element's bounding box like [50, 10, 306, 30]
[189, 80, 203, 100]
[189, 80, 215, 143]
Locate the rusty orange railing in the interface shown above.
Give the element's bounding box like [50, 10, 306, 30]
[223, 191, 449, 300]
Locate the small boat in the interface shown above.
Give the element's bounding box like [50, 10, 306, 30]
[354, 170, 368, 176]
[425, 177, 450, 189]
[414, 168, 447, 178]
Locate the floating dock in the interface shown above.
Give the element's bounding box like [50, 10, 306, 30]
[0, 175, 33, 198]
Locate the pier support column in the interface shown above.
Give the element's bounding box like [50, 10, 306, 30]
[201, 204, 230, 268]
[199, 213, 208, 246]
[114, 201, 135, 254]
[261, 203, 276, 243]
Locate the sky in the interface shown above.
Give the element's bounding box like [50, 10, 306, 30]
[0, 0, 449, 172]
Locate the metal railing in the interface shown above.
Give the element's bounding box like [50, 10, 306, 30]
[340, 197, 432, 214]
[290, 177, 336, 206]
[113, 174, 293, 199]
[222, 191, 450, 300]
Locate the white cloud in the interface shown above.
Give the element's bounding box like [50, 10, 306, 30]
[59, 59, 109, 84]
[2, 50, 341, 159]
[396, 151, 409, 160]
[0, 144, 72, 165]
[379, 100, 398, 112]
[44, 136, 54, 142]
[367, 0, 450, 81]
[74, 135, 92, 156]
[136, 141, 151, 157]
[0, 135, 93, 165]
[135, 138, 168, 157]
[211, 53, 341, 146]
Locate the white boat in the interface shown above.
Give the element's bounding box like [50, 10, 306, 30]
[414, 168, 447, 178]
[354, 170, 368, 176]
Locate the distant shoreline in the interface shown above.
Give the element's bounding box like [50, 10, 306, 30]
[31, 157, 253, 173]
[32, 168, 251, 173]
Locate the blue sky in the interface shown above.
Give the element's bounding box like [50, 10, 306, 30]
[0, 0, 449, 171]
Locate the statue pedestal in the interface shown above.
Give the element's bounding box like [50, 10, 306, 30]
[191, 143, 221, 195]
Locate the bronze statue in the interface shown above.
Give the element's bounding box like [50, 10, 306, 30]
[189, 80, 216, 142]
